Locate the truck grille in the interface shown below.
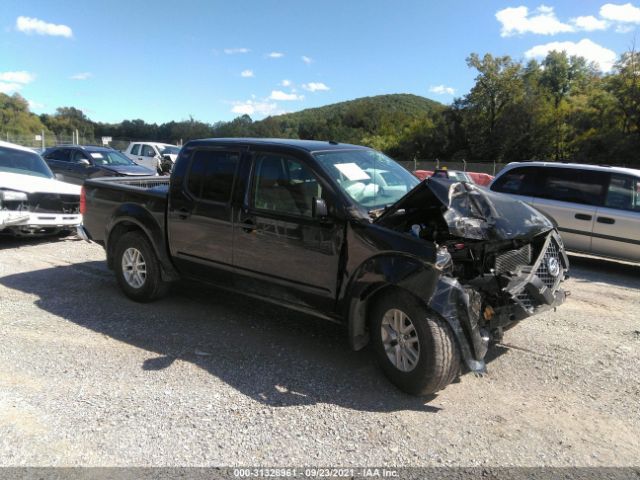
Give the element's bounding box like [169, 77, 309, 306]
[536, 238, 561, 289]
[512, 234, 564, 313]
[495, 244, 532, 274]
[28, 193, 80, 214]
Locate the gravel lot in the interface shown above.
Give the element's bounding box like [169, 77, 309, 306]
[0, 234, 638, 467]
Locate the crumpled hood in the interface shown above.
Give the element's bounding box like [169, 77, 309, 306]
[0, 172, 81, 195]
[376, 177, 553, 241]
[102, 164, 155, 176]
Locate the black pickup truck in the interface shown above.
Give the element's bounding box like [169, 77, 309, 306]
[80, 138, 569, 395]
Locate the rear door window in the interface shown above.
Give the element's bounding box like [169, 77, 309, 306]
[537, 168, 608, 206]
[605, 174, 640, 212]
[47, 148, 71, 162]
[130, 144, 141, 156]
[187, 150, 239, 203]
[491, 166, 538, 195]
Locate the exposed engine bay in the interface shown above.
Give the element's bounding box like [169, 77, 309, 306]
[375, 178, 569, 371]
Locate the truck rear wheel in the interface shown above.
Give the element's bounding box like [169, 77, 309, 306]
[370, 290, 460, 395]
[114, 231, 170, 302]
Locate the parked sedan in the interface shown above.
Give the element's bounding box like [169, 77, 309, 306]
[43, 145, 156, 185]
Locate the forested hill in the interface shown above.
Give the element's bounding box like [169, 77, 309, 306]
[222, 94, 447, 159]
[272, 93, 444, 123]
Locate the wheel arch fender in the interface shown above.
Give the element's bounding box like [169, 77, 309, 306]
[105, 204, 179, 281]
[344, 253, 440, 351]
[345, 254, 487, 373]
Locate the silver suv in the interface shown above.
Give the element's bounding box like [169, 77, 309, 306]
[491, 162, 640, 263]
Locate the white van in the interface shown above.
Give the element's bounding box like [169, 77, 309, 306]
[491, 162, 640, 262]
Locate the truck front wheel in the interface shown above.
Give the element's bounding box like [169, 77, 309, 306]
[114, 231, 170, 302]
[370, 290, 460, 395]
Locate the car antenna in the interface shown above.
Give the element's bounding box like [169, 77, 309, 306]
[328, 140, 339, 145]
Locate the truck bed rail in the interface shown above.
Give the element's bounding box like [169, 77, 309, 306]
[111, 177, 170, 189]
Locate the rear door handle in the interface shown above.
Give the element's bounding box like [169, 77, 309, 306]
[574, 213, 592, 221]
[597, 216, 615, 225]
[177, 208, 191, 220]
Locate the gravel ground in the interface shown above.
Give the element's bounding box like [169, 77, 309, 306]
[0, 234, 638, 467]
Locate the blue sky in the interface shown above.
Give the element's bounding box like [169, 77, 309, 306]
[1, 0, 639, 124]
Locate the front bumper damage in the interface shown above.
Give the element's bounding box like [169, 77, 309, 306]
[427, 230, 569, 373]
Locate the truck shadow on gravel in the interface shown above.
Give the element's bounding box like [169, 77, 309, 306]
[0, 261, 480, 413]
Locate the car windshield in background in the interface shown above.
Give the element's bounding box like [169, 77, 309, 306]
[0, 147, 54, 179]
[314, 149, 419, 211]
[88, 150, 136, 166]
[160, 146, 180, 155]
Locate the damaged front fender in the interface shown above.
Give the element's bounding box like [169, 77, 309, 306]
[427, 276, 489, 373]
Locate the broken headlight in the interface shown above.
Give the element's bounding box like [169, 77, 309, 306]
[0, 190, 28, 202]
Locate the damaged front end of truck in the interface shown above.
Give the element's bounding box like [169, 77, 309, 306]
[372, 178, 569, 373]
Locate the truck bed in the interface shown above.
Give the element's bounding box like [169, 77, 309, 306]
[82, 176, 170, 245]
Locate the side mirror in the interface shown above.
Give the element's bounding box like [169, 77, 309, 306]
[147, 151, 156, 157]
[312, 197, 328, 219]
[78, 159, 91, 166]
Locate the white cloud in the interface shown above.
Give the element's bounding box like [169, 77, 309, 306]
[16, 16, 72, 37]
[269, 90, 304, 101]
[267, 52, 284, 58]
[0, 82, 24, 94]
[429, 85, 455, 95]
[571, 15, 608, 31]
[0, 71, 35, 84]
[224, 47, 250, 54]
[280, 79, 292, 87]
[28, 99, 45, 109]
[231, 100, 279, 116]
[240, 69, 254, 78]
[600, 2, 640, 23]
[70, 72, 92, 80]
[615, 23, 635, 32]
[302, 55, 313, 64]
[0, 70, 35, 93]
[302, 82, 329, 92]
[496, 5, 574, 36]
[525, 38, 618, 72]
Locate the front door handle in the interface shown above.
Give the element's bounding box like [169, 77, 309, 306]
[575, 213, 592, 221]
[177, 208, 191, 220]
[597, 216, 615, 225]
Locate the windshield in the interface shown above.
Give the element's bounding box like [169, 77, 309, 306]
[0, 146, 54, 179]
[314, 149, 419, 210]
[88, 150, 136, 166]
[160, 146, 180, 155]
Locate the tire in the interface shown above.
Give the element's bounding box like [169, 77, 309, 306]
[113, 231, 170, 302]
[370, 289, 460, 395]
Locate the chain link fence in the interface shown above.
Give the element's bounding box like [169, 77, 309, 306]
[1, 132, 139, 152]
[397, 160, 506, 175]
